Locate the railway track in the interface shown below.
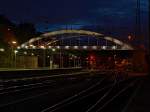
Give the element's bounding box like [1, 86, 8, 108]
[41, 77, 139, 112]
[0, 71, 92, 94]
[0, 71, 140, 112]
[0, 72, 106, 111]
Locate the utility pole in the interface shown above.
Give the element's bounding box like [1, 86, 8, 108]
[135, 0, 142, 42]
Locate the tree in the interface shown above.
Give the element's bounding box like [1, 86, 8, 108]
[15, 23, 37, 44]
[0, 15, 17, 48]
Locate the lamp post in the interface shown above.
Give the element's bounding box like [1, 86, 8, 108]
[14, 50, 18, 68]
[40, 45, 46, 68]
[10, 41, 17, 68]
[51, 48, 56, 68]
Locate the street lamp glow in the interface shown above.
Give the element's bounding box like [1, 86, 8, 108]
[0, 48, 5, 52]
[31, 53, 34, 56]
[48, 46, 52, 49]
[40, 45, 45, 49]
[74, 46, 79, 49]
[25, 46, 29, 49]
[52, 48, 56, 52]
[29, 44, 33, 47]
[32, 45, 36, 49]
[92, 46, 97, 49]
[17, 46, 21, 49]
[56, 46, 60, 49]
[112, 46, 117, 50]
[24, 51, 27, 55]
[83, 46, 87, 49]
[65, 46, 70, 49]
[14, 50, 18, 54]
[12, 41, 17, 44]
[102, 46, 107, 50]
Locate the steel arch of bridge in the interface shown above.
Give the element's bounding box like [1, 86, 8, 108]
[20, 29, 134, 50]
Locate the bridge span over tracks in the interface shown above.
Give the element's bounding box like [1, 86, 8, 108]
[9, 29, 147, 73]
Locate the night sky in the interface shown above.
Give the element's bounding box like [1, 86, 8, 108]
[0, 0, 149, 45]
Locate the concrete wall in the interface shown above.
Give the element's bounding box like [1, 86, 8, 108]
[16, 56, 38, 69]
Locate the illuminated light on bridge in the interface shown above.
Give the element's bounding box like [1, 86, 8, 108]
[56, 46, 60, 49]
[102, 46, 107, 50]
[25, 46, 29, 49]
[29, 44, 33, 47]
[112, 46, 117, 50]
[65, 46, 70, 49]
[24, 51, 27, 55]
[52, 48, 56, 52]
[12, 41, 17, 44]
[74, 46, 79, 49]
[92, 46, 97, 50]
[17, 46, 21, 49]
[14, 50, 18, 54]
[40, 45, 45, 49]
[48, 46, 52, 49]
[16, 45, 131, 50]
[32, 45, 36, 49]
[83, 46, 88, 49]
[0, 48, 5, 52]
[21, 44, 25, 48]
[31, 53, 34, 56]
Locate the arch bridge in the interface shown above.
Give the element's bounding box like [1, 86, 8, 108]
[15, 29, 135, 69]
[19, 29, 134, 50]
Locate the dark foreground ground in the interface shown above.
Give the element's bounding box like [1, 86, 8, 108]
[124, 75, 150, 112]
[0, 71, 149, 112]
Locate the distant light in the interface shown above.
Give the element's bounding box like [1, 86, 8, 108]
[92, 46, 97, 50]
[24, 51, 27, 55]
[102, 46, 107, 50]
[17, 46, 21, 49]
[56, 46, 60, 49]
[83, 46, 87, 49]
[112, 46, 117, 50]
[48, 46, 52, 49]
[74, 56, 77, 59]
[52, 48, 56, 52]
[65, 46, 70, 49]
[128, 35, 133, 41]
[0, 48, 5, 52]
[25, 46, 29, 49]
[21, 44, 25, 48]
[31, 53, 34, 56]
[29, 44, 33, 47]
[40, 45, 45, 49]
[32, 45, 36, 49]
[47, 56, 50, 58]
[74, 46, 78, 49]
[72, 55, 77, 58]
[89, 55, 96, 60]
[14, 50, 18, 54]
[12, 41, 17, 44]
[30, 44, 36, 49]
